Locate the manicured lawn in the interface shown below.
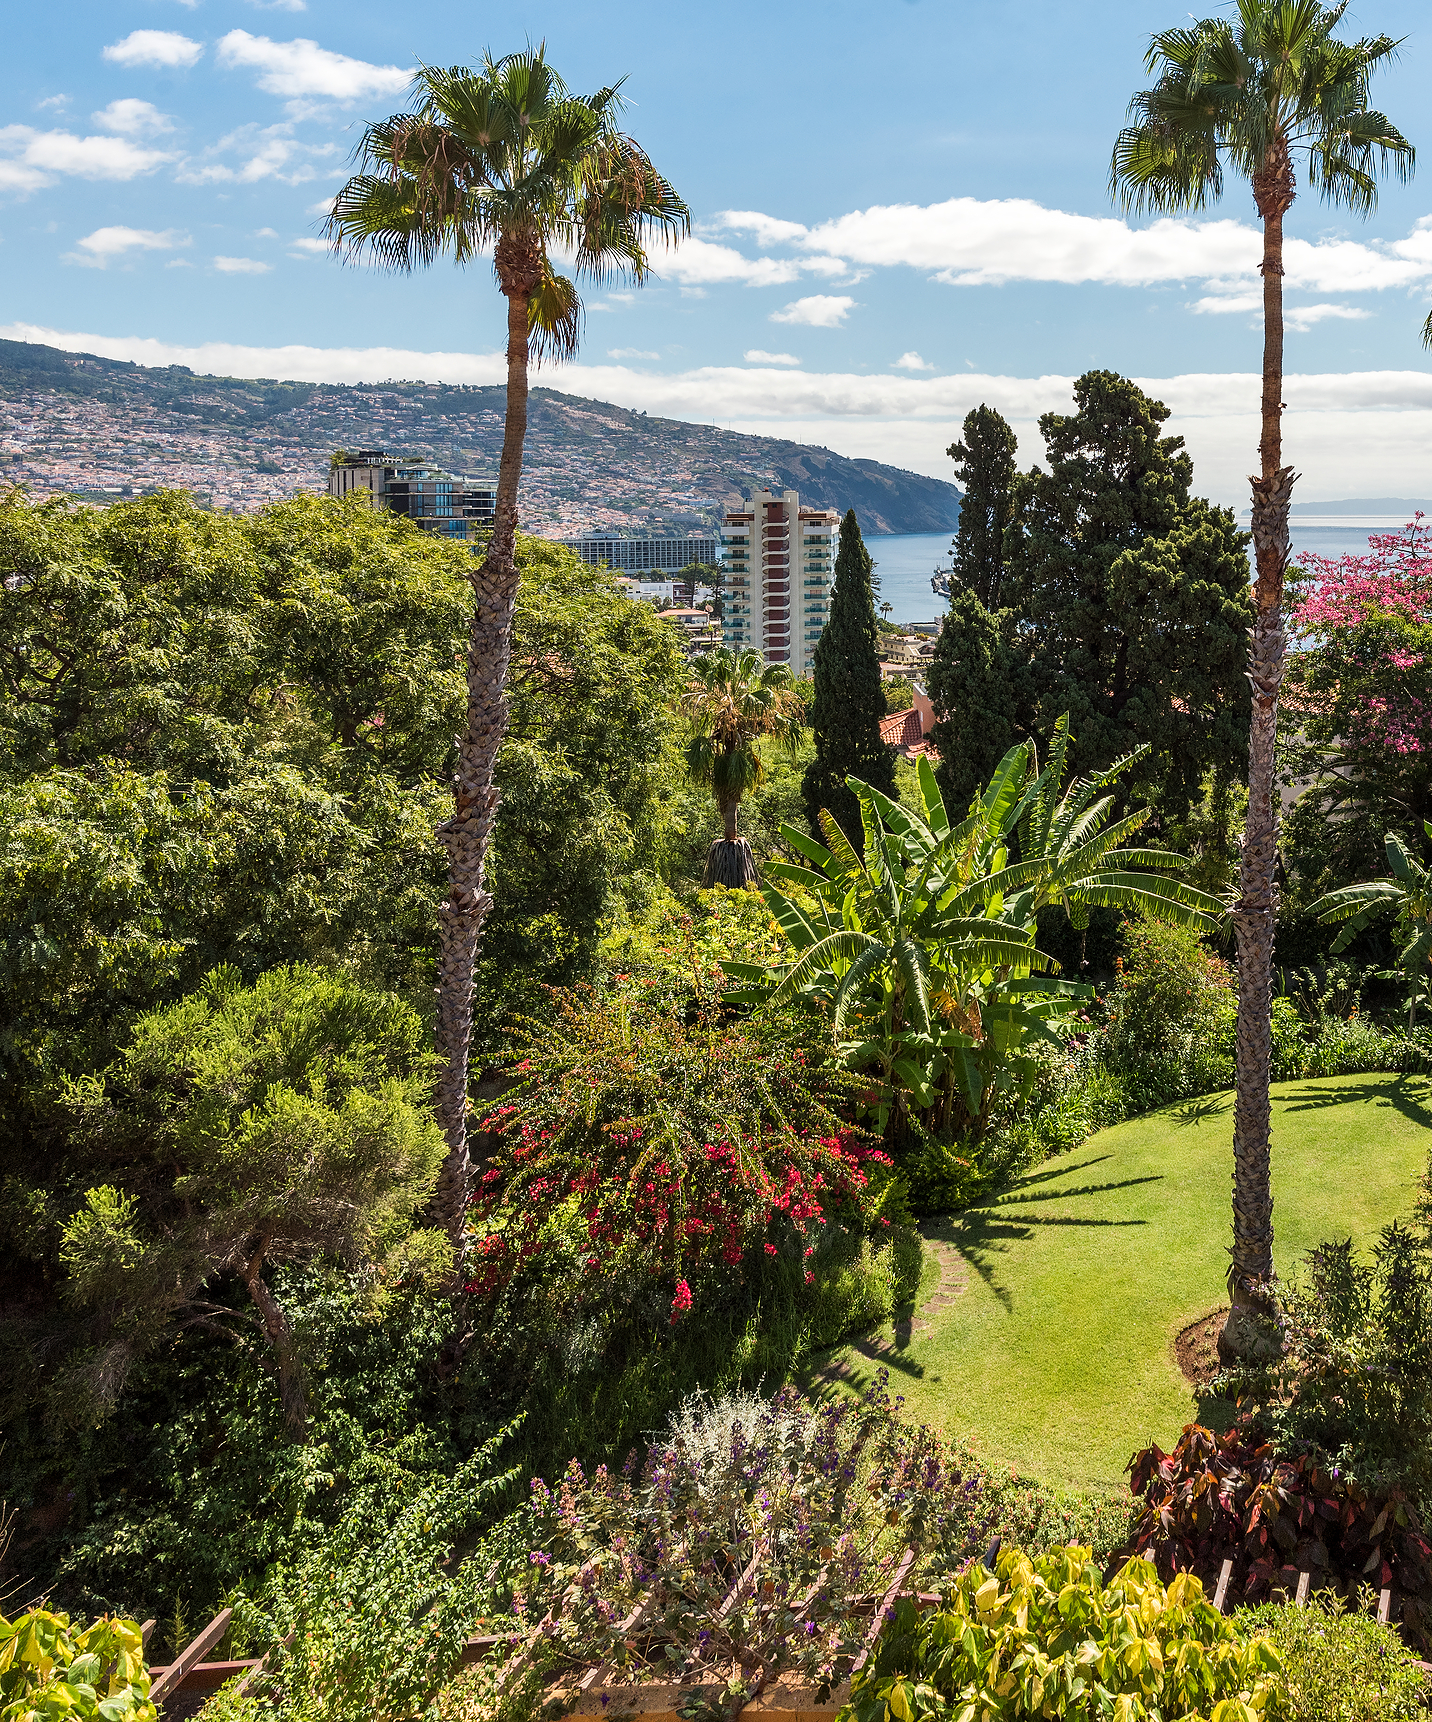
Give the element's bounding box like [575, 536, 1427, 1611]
[808, 1074, 1431, 1492]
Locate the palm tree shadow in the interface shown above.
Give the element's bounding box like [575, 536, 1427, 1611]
[1173, 1094, 1232, 1127]
[1280, 1073, 1432, 1130]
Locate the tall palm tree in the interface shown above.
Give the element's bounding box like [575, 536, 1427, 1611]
[683, 648, 805, 888]
[327, 48, 688, 1269]
[1112, 0, 1414, 1360]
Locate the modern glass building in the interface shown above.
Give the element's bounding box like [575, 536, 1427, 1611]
[328, 450, 496, 541]
[557, 535, 718, 571]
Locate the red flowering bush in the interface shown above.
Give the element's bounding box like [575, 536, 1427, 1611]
[465, 987, 900, 1315]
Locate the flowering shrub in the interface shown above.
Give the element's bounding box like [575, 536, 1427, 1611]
[1123, 1423, 1432, 1654]
[1285, 517, 1432, 892]
[496, 1378, 1098, 1715]
[467, 987, 892, 1315]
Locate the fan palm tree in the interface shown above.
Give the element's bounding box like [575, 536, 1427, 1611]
[683, 648, 805, 887]
[1112, 0, 1414, 1360]
[327, 49, 689, 1267]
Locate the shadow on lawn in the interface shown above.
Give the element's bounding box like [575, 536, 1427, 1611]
[1173, 1094, 1231, 1127]
[942, 1165, 1162, 1311]
[1279, 1072, 1432, 1130]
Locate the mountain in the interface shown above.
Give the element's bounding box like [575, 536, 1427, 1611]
[0, 338, 961, 538]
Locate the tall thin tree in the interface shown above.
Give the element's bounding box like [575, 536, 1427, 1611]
[947, 404, 1018, 610]
[802, 509, 896, 844]
[328, 49, 688, 1272]
[1112, 0, 1413, 1360]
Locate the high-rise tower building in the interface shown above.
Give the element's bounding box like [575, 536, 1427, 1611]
[328, 450, 496, 541]
[719, 488, 836, 674]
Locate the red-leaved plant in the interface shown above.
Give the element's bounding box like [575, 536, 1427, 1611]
[1123, 1423, 1432, 1653]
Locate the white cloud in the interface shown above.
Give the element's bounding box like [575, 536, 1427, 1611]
[894, 351, 933, 371]
[608, 347, 660, 360]
[177, 122, 336, 186]
[1286, 303, 1374, 331]
[744, 350, 801, 366]
[103, 30, 203, 69]
[216, 31, 410, 103]
[213, 255, 272, 274]
[770, 294, 856, 327]
[64, 225, 188, 267]
[0, 125, 174, 194]
[36, 94, 69, 112]
[246, 0, 307, 9]
[288, 236, 329, 255]
[713, 199, 1432, 307]
[663, 236, 801, 287]
[10, 321, 1432, 505]
[92, 99, 173, 138]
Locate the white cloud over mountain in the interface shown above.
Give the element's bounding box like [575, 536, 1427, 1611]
[8, 322, 1431, 506]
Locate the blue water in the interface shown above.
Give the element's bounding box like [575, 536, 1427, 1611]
[867, 523, 1405, 628]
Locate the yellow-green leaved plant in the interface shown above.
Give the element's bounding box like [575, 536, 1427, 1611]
[0, 1611, 155, 1722]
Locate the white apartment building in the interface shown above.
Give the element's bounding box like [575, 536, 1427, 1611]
[720, 489, 837, 674]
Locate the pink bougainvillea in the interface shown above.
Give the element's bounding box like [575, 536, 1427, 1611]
[1293, 515, 1432, 635]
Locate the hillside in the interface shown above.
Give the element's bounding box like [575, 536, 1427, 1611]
[0, 338, 961, 538]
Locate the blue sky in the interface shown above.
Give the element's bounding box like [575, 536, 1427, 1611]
[3, 0, 1431, 504]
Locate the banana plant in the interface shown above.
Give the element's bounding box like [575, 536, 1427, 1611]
[726, 717, 1223, 1138]
[1311, 824, 1432, 1028]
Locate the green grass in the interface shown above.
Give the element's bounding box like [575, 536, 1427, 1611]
[808, 1074, 1432, 1492]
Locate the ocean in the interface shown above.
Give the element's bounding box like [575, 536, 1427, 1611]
[867, 520, 1422, 629]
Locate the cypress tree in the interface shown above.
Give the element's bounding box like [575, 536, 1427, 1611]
[802, 508, 895, 843]
[947, 404, 1018, 609]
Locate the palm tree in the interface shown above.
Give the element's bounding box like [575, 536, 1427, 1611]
[1312, 823, 1432, 1027]
[1112, 0, 1414, 1360]
[327, 48, 689, 1269]
[683, 648, 805, 888]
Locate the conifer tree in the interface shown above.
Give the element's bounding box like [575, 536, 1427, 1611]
[947, 405, 1018, 609]
[802, 509, 895, 842]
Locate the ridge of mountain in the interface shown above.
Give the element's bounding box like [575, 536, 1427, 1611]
[0, 338, 962, 538]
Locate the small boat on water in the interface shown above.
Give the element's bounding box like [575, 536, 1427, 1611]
[931, 570, 951, 597]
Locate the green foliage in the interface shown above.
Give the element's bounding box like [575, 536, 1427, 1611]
[0, 1611, 154, 1722]
[1101, 915, 1236, 1110]
[733, 722, 1220, 1140]
[844, 1546, 1283, 1722]
[485, 540, 687, 993]
[249, 1425, 519, 1722]
[682, 647, 805, 846]
[925, 587, 1023, 816]
[947, 404, 1018, 611]
[803, 510, 896, 844]
[1239, 1591, 1429, 1722]
[1001, 372, 1254, 817]
[53, 964, 447, 1430]
[1311, 824, 1432, 1028]
[1218, 1224, 1432, 1505]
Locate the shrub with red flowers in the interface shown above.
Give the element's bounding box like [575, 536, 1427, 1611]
[1285, 516, 1432, 891]
[465, 987, 898, 1315]
[1121, 1422, 1432, 1653]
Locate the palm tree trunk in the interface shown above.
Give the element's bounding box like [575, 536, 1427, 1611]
[1222, 142, 1296, 1365]
[430, 235, 539, 1283]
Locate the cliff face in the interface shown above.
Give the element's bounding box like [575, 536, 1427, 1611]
[0, 341, 960, 538]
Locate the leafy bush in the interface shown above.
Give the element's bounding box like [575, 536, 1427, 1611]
[1217, 1224, 1432, 1504]
[1101, 915, 1235, 1108]
[843, 1545, 1283, 1722]
[235, 1425, 518, 1722]
[0, 1610, 154, 1722]
[1123, 1423, 1432, 1654]
[1239, 1590, 1430, 1722]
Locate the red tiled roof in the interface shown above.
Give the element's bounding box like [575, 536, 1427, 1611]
[879, 709, 924, 748]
